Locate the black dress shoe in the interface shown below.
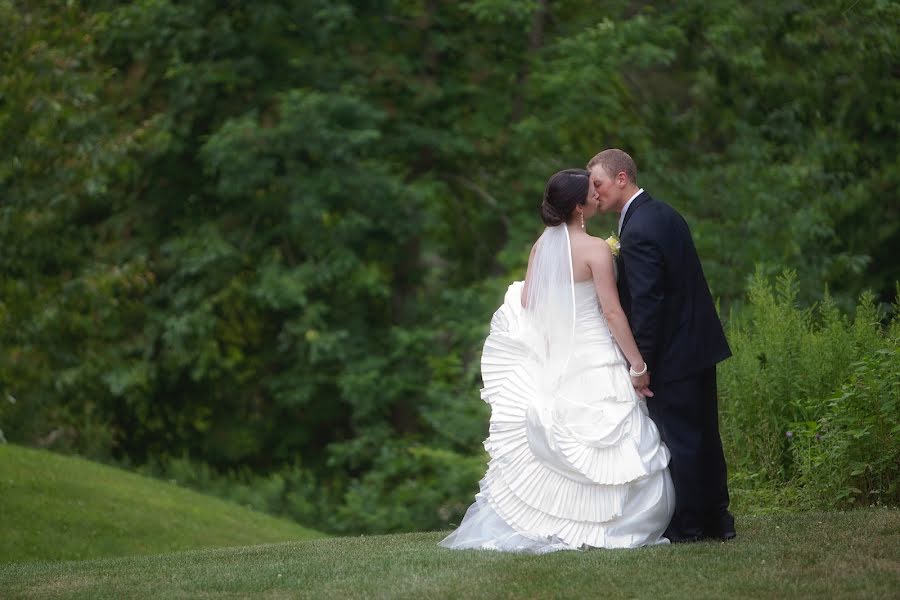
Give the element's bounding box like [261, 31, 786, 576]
[703, 512, 736, 541]
[703, 529, 736, 541]
[668, 534, 705, 544]
[665, 527, 705, 544]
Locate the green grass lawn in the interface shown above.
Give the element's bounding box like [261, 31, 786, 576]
[2, 508, 898, 599]
[0, 444, 323, 563]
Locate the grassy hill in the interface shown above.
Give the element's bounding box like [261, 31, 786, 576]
[0, 444, 323, 563]
[2, 508, 898, 599]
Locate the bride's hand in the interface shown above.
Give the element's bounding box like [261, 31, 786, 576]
[631, 372, 654, 397]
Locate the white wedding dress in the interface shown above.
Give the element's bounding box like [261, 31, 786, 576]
[440, 271, 675, 552]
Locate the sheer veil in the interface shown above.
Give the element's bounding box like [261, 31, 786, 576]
[524, 224, 577, 393]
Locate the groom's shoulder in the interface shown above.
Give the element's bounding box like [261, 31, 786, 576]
[643, 195, 684, 227]
[626, 195, 689, 242]
[632, 193, 680, 223]
[643, 193, 678, 213]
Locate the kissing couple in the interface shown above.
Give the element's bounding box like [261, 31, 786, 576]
[441, 149, 736, 552]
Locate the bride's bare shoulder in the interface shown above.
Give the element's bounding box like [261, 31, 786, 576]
[584, 235, 613, 258]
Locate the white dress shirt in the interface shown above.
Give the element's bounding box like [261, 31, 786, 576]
[618, 188, 645, 235]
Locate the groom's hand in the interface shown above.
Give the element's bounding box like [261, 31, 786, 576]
[632, 372, 653, 397]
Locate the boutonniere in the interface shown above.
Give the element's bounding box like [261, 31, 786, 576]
[605, 233, 620, 258]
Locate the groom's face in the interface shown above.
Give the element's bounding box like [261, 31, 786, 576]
[589, 165, 621, 213]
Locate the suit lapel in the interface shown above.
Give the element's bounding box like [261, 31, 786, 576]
[619, 191, 651, 234]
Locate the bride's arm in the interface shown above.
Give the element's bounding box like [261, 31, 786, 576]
[588, 241, 648, 376]
[520, 242, 538, 307]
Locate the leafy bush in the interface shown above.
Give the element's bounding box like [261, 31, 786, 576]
[329, 442, 486, 534]
[138, 441, 485, 534]
[788, 328, 900, 508]
[139, 455, 324, 527]
[720, 273, 899, 512]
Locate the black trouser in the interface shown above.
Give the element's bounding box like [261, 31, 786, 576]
[648, 366, 732, 540]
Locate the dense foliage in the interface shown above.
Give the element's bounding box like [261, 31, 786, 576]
[720, 274, 900, 511]
[2, 1, 898, 533]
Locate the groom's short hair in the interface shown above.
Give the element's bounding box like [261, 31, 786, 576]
[587, 149, 637, 184]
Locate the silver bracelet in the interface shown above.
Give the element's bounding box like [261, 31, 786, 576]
[629, 362, 648, 377]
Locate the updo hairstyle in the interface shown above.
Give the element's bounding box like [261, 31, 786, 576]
[540, 169, 590, 227]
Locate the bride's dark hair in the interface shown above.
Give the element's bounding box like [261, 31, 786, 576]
[540, 169, 590, 227]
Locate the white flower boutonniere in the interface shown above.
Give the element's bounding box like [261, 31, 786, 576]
[605, 233, 620, 258]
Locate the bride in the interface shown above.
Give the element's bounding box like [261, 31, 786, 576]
[440, 169, 675, 552]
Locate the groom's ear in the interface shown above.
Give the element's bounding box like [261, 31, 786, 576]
[616, 171, 628, 187]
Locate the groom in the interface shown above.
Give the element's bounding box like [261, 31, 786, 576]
[588, 149, 735, 543]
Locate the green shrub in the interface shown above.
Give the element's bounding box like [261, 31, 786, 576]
[138, 456, 323, 528]
[789, 332, 900, 508]
[720, 273, 899, 512]
[137, 441, 485, 535]
[328, 442, 485, 534]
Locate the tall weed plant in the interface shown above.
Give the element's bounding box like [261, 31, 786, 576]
[720, 272, 899, 511]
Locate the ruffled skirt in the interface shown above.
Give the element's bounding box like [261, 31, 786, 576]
[440, 282, 675, 552]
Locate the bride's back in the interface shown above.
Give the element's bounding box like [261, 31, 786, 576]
[568, 230, 607, 284]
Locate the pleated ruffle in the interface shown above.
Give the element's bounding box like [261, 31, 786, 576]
[474, 281, 671, 549]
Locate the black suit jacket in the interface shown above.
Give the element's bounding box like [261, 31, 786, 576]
[616, 192, 731, 383]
